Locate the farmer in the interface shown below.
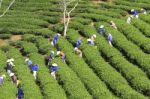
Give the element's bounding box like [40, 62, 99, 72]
[131, 9, 138, 18]
[108, 33, 113, 47]
[74, 47, 82, 58]
[51, 33, 61, 46]
[9, 73, 17, 84]
[110, 21, 117, 29]
[25, 58, 33, 70]
[6, 58, 15, 66]
[0, 74, 6, 85]
[91, 34, 96, 41]
[32, 64, 39, 80]
[87, 38, 95, 45]
[49, 51, 55, 61]
[6, 58, 15, 74]
[98, 25, 105, 34]
[76, 38, 81, 48]
[50, 63, 58, 79]
[17, 85, 24, 99]
[127, 16, 132, 24]
[141, 8, 147, 14]
[57, 51, 66, 63]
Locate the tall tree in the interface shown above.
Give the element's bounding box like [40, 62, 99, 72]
[59, 0, 79, 37]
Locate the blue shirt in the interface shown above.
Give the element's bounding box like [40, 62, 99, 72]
[0, 77, 4, 85]
[76, 39, 81, 47]
[32, 65, 39, 71]
[51, 66, 58, 72]
[18, 87, 24, 99]
[27, 60, 32, 66]
[98, 28, 105, 34]
[49, 53, 54, 59]
[53, 34, 59, 41]
[108, 35, 113, 41]
[88, 41, 95, 45]
[133, 10, 138, 16]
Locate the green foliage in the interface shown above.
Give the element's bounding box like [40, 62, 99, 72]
[6, 47, 43, 99]
[0, 34, 12, 39]
[57, 37, 116, 99]
[28, 53, 67, 99]
[67, 28, 149, 98]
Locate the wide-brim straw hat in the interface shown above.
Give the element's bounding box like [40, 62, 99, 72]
[93, 34, 96, 38]
[57, 33, 61, 36]
[74, 47, 78, 51]
[57, 51, 61, 55]
[25, 58, 29, 62]
[87, 39, 92, 42]
[10, 58, 14, 62]
[131, 9, 134, 12]
[6, 59, 11, 63]
[100, 25, 104, 28]
[9, 73, 14, 77]
[52, 63, 58, 67]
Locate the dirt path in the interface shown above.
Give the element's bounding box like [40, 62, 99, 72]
[0, 39, 9, 46]
[10, 35, 22, 42]
[0, 35, 22, 46]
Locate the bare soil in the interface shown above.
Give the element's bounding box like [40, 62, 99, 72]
[10, 35, 22, 42]
[0, 39, 8, 46]
[0, 35, 22, 46]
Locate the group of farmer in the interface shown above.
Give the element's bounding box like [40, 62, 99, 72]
[0, 58, 24, 99]
[127, 8, 147, 24]
[48, 8, 149, 80]
[0, 7, 148, 99]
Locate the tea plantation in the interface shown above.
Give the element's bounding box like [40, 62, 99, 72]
[0, 0, 150, 99]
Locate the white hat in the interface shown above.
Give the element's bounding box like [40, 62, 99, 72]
[100, 25, 104, 28]
[108, 33, 112, 36]
[131, 9, 134, 12]
[93, 34, 96, 38]
[87, 39, 92, 42]
[51, 51, 54, 54]
[9, 73, 14, 77]
[25, 58, 29, 62]
[52, 63, 58, 67]
[2, 74, 6, 78]
[110, 21, 113, 23]
[10, 58, 14, 62]
[6, 59, 11, 63]
[57, 51, 61, 55]
[57, 33, 61, 36]
[74, 47, 78, 51]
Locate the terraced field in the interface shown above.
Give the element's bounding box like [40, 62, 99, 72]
[0, 0, 150, 99]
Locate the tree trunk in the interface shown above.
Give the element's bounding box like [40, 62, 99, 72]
[64, 13, 70, 37]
